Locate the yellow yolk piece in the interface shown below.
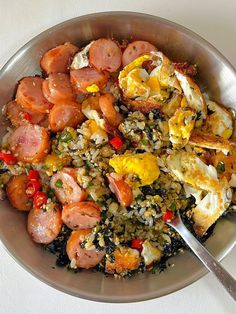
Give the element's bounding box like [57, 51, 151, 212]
[109, 153, 160, 187]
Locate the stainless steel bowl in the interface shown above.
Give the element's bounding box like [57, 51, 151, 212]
[0, 12, 235, 303]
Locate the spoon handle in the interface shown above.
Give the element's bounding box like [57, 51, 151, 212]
[170, 217, 236, 301]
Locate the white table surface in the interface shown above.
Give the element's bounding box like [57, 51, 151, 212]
[0, 1, 235, 313]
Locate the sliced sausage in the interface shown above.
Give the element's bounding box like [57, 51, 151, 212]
[5, 100, 46, 127]
[50, 169, 87, 204]
[70, 67, 108, 94]
[89, 38, 122, 72]
[6, 174, 32, 211]
[16, 77, 53, 113]
[62, 201, 101, 230]
[99, 93, 123, 127]
[122, 40, 157, 67]
[49, 102, 84, 132]
[42, 73, 76, 105]
[66, 229, 105, 269]
[27, 206, 62, 244]
[40, 42, 79, 74]
[10, 124, 50, 163]
[107, 174, 133, 207]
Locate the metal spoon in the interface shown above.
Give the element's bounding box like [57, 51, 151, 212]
[166, 211, 236, 301]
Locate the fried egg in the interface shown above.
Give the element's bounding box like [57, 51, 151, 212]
[189, 130, 236, 154]
[193, 182, 232, 236]
[205, 100, 233, 139]
[70, 41, 94, 70]
[168, 108, 196, 146]
[109, 153, 160, 187]
[119, 52, 181, 103]
[82, 95, 106, 130]
[175, 70, 207, 123]
[167, 150, 221, 193]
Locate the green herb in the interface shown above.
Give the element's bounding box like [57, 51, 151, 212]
[55, 179, 63, 188]
[59, 131, 73, 143]
[101, 211, 108, 221]
[46, 188, 55, 199]
[141, 139, 149, 145]
[85, 160, 92, 171]
[54, 148, 62, 156]
[42, 164, 49, 170]
[87, 182, 94, 187]
[24, 165, 31, 175]
[170, 202, 177, 211]
[216, 161, 225, 172]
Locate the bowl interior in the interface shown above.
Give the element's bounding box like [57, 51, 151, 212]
[0, 12, 236, 302]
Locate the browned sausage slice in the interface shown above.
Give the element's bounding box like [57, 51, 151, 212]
[48, 102, 85, 132]
[5, 100, 46, 127]
[50, 169, 87, 204]
[99, 93, 123, 127]
[70, 67, 108, 94]
[89, 38, 122, 72]
[62, 201, 101, 230]
[42, 73, 76, 105]
[10, 124, 50, 163]
[6, 174, 32, 211]
[107, 174, 133, 207]
[40, 42, 79, 74]
[66, 229, 105, 269]
[122, 41, 157, 67]
[16, 77, 53, 113]
[27, 206, 62, 244]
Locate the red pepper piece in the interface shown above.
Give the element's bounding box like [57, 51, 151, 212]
[131, 239, 144, 250]
[28, 169, 39, 181]
[23, 112, 32, 121]
[0, 151, 17, 165]
[109, 136, 123, 150]
[33, 191, 47, 208]
[26, 180, 41, 198]
[163, 210, 174, 222]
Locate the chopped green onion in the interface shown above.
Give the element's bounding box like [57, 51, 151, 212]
[54, 148, 62, 155]
[55, 179, 63, 188]
[59, 131, 73, 143]
[216, 161, 225, 172]
[170, 202, 177, 211]
[46, 188, 55, 199]
[87, 182, 94, 187]
[141, 139, 149, 145]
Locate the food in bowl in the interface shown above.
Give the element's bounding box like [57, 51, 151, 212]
[0, 38, 235, 277]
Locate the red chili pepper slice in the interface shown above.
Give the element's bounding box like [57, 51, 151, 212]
[131, 239, 144, 250]
[163, 210, 174, 222]
[28, 169, 39, 181]
[109, 136, 123, 150]
[33, 191, 47, 208]
[0, 151, 17, 165]
[26, 180, 41, 198]
[23, 112, 32, 121]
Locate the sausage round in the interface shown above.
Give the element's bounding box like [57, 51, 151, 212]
[70, 67, 108, 94]
[62, 201, 101, 230]
[66, 229, 105, 269]
[107, 174, 133, 207]
[6, 174, 32, 211]
[16, 77, 53, 113]
[49, 102, 85, 132]
[42, 73, 76, 105]
[40, 42, 79, 74]
[98, 93, 123, 127]
[89, 38, 122, 72]
[50, 169, 87, 204]
[122, 40, 157, 67]
[5, 100, 46, 127]
[10, 124, 50, 163]
[27, 206, 62, 244]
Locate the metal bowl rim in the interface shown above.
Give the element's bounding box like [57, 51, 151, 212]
[0, 11, 235, 303]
